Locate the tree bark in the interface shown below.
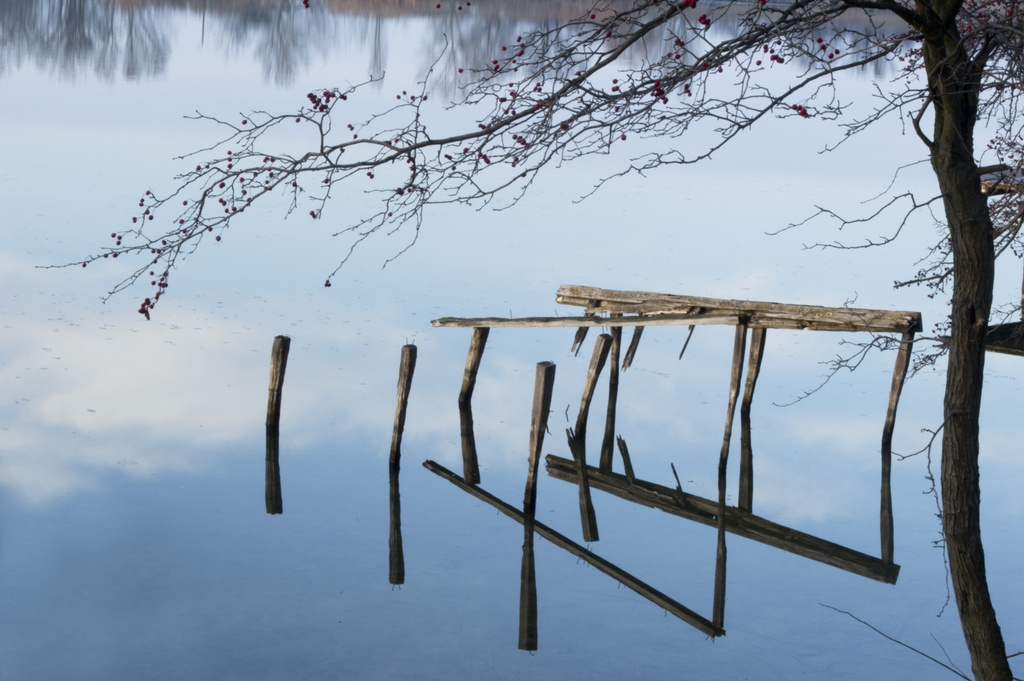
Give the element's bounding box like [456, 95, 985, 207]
[923, 9, 1012, 679]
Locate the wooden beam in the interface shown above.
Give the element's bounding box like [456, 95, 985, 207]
[423, 460, 723, 637]
[600, 325, 622, 472]
[266, 335, 291, 428]
[525, 362, 556, 525]
[433, 314, 742, 329]
[555, 284, 922, 334]
[545, 455, 901, 584]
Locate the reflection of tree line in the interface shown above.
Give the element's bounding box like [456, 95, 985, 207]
[3, 0, 894, 84]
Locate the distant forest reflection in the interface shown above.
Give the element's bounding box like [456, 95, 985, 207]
[1, 0, 898, 84]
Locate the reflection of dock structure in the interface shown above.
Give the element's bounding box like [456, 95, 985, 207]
[426, 285, 921, 642]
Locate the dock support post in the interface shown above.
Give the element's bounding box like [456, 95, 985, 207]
[881, 328, 914, 566]
[458, 328, 488, 484]
[738, 327, 767, 513]
[600, 325, 622, 472]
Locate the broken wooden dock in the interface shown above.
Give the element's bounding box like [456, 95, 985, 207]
[428, 284, 921, 636]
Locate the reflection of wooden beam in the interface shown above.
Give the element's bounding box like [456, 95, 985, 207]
[265, 428, 283, 515]
[518, 530, 538, 651]
[880, 329, 914, 566]
[458, 328, 488, 484]
[739, 328, 767, 512]
[545, 455, 900, 584]
[423, 460, 723, 637]
[622, 326, 644, 370]
[554, 284, 923, 333]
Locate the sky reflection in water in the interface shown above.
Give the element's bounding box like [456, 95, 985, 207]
[0, 2, 1021, 679]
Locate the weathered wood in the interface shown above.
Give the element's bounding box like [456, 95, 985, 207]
[576, 334, 612, 438]
[545, 455, 901, 584]
[622, 326, 644, 370]
[518, 529, 538, 651]
[616, 436, 636, 484]
[880, 329, 914, 565]
[266, 335, 291, 428]
[389, 344, 417, 467]
[738, 327, 767, 513]
[525, 362, 556, 525]
[265, 428, 283, 515]
[423, 460, 723, 637]
[433, 314, 742, 329]
[389, 461, 404, 585]
[571, 326, 590, 356]
[458, 328, 489, 484]
[600, 325, 622, 472]
[712, 459, 728, 630]
[555, 284, 923, 333]
[567, 429, 600, 543]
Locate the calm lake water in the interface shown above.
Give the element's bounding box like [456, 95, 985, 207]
[1, 2, 1021, 679]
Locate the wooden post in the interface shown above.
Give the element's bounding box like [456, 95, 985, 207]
[458, 328, 488, 484]
[266, 335, 291, 428]
[600, 326, 622, 472]
[390, 345, 417, 467]
[738, 327, 767, 513]
[880, 328, 914, 566]
[622, 326, 644, 370]
[575, 334, 612, 439]
[525, 362, 557, 525]
[265, 335, 289, 515]
[265, 429, 283, 515]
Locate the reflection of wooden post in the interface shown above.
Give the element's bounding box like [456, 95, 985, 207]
[713, 320, 747, 630]
[389, 462, 404, 585]
[600, 326, 622, 472]
[265, 429, 283, 514]
[266, 335, 291, 428]
[567, 429, 599, 542]
[518, 528, 538, 651]
[880, 328, 914, 566]
[738, 327, 767, 513]
[615, 436, 636, 484]
[458, 328, 488, 484]
[390, 345, 417, 467]
[571, 334, 610, 543]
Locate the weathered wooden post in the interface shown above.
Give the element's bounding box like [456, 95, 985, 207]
[458, 328, 488, 484]
[738, 327, 767, 513]
[600, 325, 622, 472]
[570, 334, 611, 543]
[880, 328, 914, 567]
[389, 344, 417, 585]
[265, 335, 290, 515]
[266, 335, 291, 429]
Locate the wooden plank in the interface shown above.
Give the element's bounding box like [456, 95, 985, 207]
[433, 314, 742, 329]
[880, 329, 914, 565]
[458, 328, 488, 484]
[266, 335, 291, 428]
[739, 328, 767, 512]
[544, 455, 901, 584]
[423, 460, 723, 637]
[389, 344, 417, 467]
[600, 325, 622, 472]
[984, 321, 1024, 356]
[555, 284, 922, 333]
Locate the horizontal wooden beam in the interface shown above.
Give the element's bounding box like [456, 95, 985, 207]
[545, 455, 900, 584]
[556, 284, 922, 334]
[423, 460, 723, 637]
[432, 314, 741, 329]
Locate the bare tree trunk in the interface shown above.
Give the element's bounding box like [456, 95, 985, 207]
[925, 13, 1012, 677]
